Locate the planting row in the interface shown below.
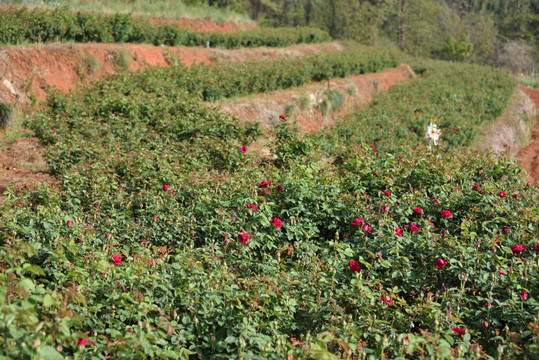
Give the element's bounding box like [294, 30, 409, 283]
[0, 55, 537, 359]
[323, 59, 516, 153]
[166, 46, 400, 101]
[0, 6, 330, 48]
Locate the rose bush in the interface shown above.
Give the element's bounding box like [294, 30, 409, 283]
[0, 44, 537, 359]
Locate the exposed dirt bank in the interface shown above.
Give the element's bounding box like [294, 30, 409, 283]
[515, 86, 539, 183]
[0, 42, 343, 105]
[474, 87, 536, 155]
[219, 64, 415, 134]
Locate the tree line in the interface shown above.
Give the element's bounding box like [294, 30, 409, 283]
[186, 0, 538, 72]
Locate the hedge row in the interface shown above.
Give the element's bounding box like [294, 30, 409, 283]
[0, 6, 330, 48]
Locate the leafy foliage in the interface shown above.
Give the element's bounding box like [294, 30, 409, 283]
[0, 46, 537, 359]
[323, 59, 515, 153]
[0, 5, 330, 48]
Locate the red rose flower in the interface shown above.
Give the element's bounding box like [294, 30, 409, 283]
[351, 218, 364, 227]
[349, 260, 360, 273]
[412, 207, 423, 215]
[78, 338, 88, 347]
[535, 244, 539, 251]
[472, 185, 480, 191]
[279, 114, 285, 120]
[409, 223, 420, 232]
[238, 232, 250, 245]
[440, 210, 452, 218]
[381, 190, 391, 197]
[270, 218, 283, 228]
[246, 203, 258, 211]
[258, 180, 273, 188]
[502, 226, 509, 233]
[512, 193, 519, 199]
[434, 258, 448, 269]
[162, 185, 170, 191]
[520, 290, 528, 300]
[112, 255, 122, 266]
[276, 185, 283, 192]
[452, 327, 465, 336]
[498, 191, 507, 198]
[395, 227, 403, 237]
[67, 220, 73, 227]
[512, 244, 525, 255]
[258, 189, 272, 196]
[380, 295, 394, 306]
[362, 224, 372, 232]
[240, 146, 247, 153]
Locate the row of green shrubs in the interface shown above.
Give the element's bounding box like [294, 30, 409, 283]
[0, 49, 537, 359]
[0, 6, 330, 47]
[167, 46, 400, 101]
[323, 59, 516, 153]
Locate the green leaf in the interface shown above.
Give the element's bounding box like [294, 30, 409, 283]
[38, 345, 63, 360]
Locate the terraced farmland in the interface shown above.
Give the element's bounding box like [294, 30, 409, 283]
[0, 4, 537, 360]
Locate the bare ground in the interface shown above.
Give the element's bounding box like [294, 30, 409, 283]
[515, 86, 539, 183]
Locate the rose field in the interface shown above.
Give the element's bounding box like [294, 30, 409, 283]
[0, 6, 538, 360]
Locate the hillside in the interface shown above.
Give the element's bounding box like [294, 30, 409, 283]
[0, 6, 538, 360]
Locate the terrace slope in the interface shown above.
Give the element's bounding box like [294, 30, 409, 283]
[0, 42, 343, 105]
[516, 86, 539, 183]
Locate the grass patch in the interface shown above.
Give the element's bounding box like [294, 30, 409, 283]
[113, 49, 132, 70]
[0, 102, 14, 132]
[518, 73, 539, 89]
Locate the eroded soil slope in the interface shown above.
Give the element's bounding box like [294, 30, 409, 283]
[516, 86, 539, 183]
[0, 42, 343, 105]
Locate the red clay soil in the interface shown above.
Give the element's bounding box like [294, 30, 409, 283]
[147, 17, 256, 32]
[0, 136, 50, 205]
[0, 42, 343, 105]
[515, 86, 539, 183]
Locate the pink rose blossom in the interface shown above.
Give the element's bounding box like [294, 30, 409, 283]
[240, 146, 247, 153]
[78, 338, 88, 347]
[362, 224, 372, 232]
[351, 218, 364, 227]
[67, 220, 72, 227]
[162, 185, 170, 191]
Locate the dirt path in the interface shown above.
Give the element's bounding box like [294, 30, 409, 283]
[515, 86, 539, 183]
